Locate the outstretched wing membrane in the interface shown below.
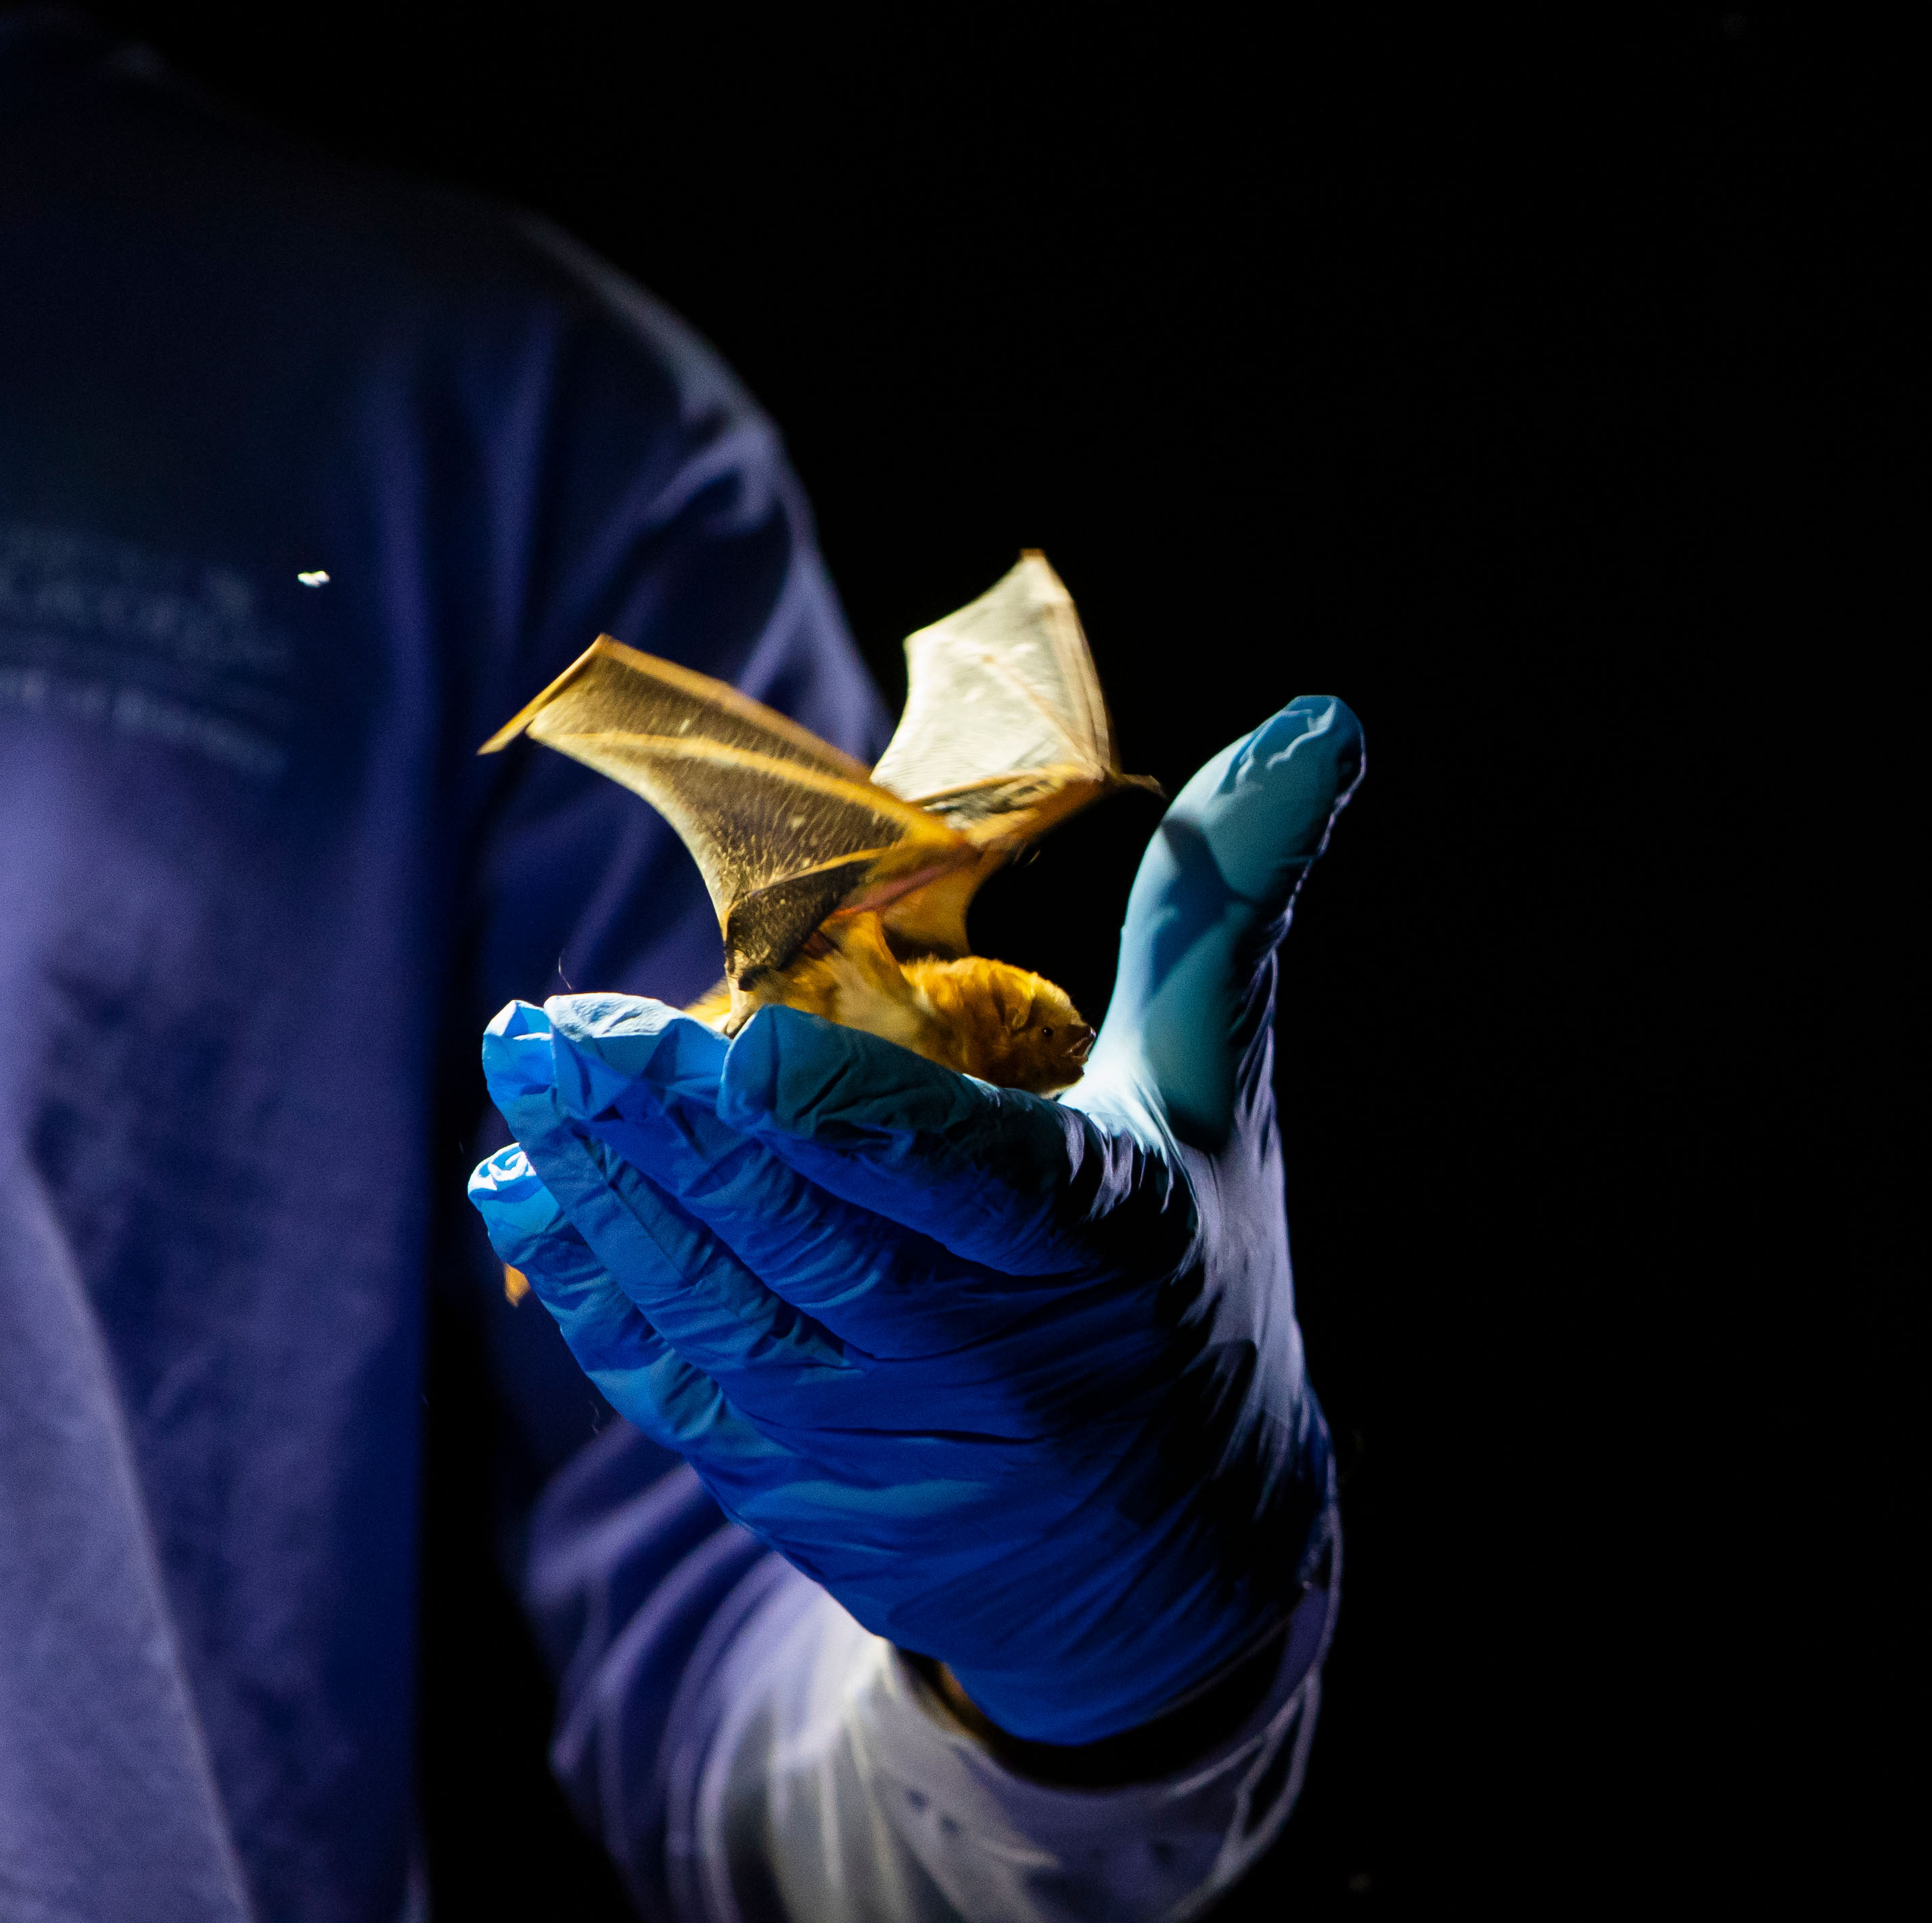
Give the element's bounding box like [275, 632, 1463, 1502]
[871, 551, 1121, 821]
[869, 551, 1155, 953]
[480, 637, 963, 983]
[480, 558, 1149, 982]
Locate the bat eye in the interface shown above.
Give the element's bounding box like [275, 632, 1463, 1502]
[1040, 1026, 1053, 1039]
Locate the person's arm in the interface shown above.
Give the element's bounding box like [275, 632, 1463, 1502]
[520, 1426, 1335, 1922]
[473, 698, 1364, 1916]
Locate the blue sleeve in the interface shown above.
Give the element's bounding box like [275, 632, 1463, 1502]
[519, 1429, 771, 1915]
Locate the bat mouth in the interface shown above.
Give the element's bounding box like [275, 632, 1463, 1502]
[1068, 1026, 1095, 1062]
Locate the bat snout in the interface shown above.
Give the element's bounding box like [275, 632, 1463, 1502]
[1068, 1024, 1095, 1062]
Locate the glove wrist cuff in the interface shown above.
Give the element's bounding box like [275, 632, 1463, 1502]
[910, 1533, 1337, 1787]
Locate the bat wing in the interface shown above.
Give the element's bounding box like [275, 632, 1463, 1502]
[869, 551, 1155, 954]
[480, 637, 965, 986]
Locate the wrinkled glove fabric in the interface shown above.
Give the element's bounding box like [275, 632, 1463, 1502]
[472, 696, 1363, 1746]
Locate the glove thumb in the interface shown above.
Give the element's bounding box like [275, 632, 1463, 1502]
[1088, 696, 1364, 1147]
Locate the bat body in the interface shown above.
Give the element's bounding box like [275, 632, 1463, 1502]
[482, 552, 1150, 1095]
[685, 911, 1095, 1095]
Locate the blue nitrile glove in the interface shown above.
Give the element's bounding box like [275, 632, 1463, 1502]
[470, 696, 1362, 1745]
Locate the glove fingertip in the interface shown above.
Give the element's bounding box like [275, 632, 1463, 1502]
[1227, 696, 1363, 802]
[546, 993, 729, 1114]
[467, 1147, 570, 1271]
[481, 1001, 557, 1104]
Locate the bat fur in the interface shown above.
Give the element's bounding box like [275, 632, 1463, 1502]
[687, 911, 1095, 1095]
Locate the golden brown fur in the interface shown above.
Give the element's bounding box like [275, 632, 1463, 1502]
[686, 913, 1092, 1094]
[898, 953, 1091, 1092]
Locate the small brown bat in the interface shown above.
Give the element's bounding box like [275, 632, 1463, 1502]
[480, 551, 1153, 1097]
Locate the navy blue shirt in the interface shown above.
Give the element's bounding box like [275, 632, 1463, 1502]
[0, 16, 886, 1918]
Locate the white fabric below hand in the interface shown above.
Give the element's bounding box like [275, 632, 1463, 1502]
[678, 1537, 1337, 1923]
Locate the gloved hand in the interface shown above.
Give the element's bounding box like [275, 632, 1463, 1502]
[470, 697, 1363, 1744]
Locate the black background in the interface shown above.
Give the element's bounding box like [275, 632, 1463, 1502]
[89, 5, 1907, 1911]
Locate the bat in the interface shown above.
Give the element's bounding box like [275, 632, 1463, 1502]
[480, 550, 1155, 1099]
